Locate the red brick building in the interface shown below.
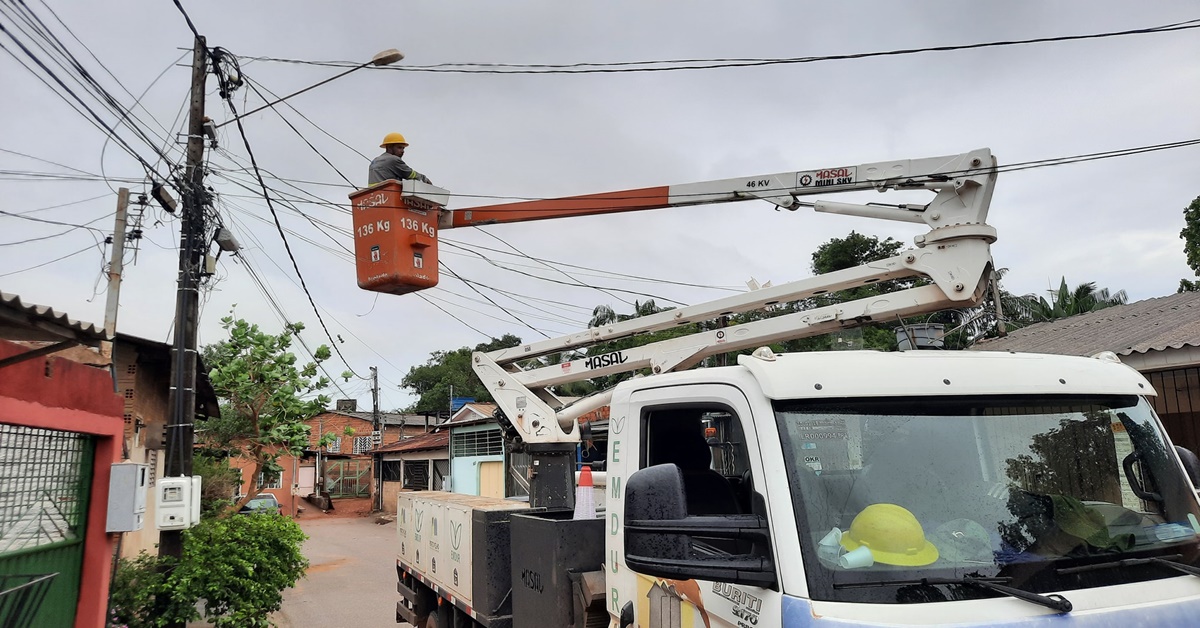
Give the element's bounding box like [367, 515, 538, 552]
[231, 405, 432, 515]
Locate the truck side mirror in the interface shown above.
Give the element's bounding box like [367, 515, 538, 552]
[624, 464, 776, 588]
[1175, 446, 1200, 487]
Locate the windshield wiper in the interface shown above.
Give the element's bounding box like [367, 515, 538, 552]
[834, 576, 1072, 613]
[1057, 553, 1200, 578]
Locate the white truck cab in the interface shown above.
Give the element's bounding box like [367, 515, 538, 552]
[607, 350, 1200, 627]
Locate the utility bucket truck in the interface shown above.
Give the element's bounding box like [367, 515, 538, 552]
[349, 149, 1200, 628]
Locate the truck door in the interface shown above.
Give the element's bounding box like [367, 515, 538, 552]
[608, 383, 782, 628]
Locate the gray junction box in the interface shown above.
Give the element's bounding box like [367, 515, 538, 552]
[106, 462, 149, 532]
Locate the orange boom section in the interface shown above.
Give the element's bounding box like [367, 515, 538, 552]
[350, 181, 440, 295]
[447, 186, 672, 228]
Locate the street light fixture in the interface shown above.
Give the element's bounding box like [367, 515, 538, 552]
[217, 48, 405, 128]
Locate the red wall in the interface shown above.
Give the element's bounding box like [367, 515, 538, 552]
[0, 339, 124, 628]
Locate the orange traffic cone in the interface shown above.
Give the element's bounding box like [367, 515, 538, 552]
[573, 465, 596, 520]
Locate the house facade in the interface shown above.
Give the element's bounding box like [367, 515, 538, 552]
[0, 292, 124, 627]
[974, 292, 1200, 453]
[231, 404, 431, 515]
[372, 430, 450, 514]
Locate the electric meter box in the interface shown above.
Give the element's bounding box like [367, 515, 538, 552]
[106, 462, 149, 532]
[156, 475, 202, 530]
[350, 180, 450, 295]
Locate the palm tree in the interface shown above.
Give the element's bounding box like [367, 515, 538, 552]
[1024, 277, 1127, 322]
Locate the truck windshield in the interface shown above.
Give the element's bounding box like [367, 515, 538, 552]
[774, 394, 1200, 604]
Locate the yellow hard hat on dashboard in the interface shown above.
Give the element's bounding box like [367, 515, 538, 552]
[380, 132, 409, 147]
[841, 503, 939, 566]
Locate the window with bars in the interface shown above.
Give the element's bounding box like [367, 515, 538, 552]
[257, 470, 282, 489]
[403, 461, 429, 490]
[326, 437, 341, 453]
[0, 424, 93, 552]
[353, 436, 373, 454]
[451, 429, 503, 457]
[380, 461, 403, 482]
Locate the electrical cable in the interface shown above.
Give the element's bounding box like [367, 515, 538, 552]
[0, 24, 172, 183]
[10, 192, 110, 215]
[238, 77, 355, 186]
[0, 147, 97, 176]
[416, 292, 493, 338]
[472, 225, 634, 306]
[239, 18, 1200, 74]
[0, 208, 110, 246]
[439, 240, 688, 306]
[243, 76, 369, 160]
[441, 236, 742, 292]
[216, 87, 362, 376]
[438, 260, 552, 338]
[0, 2, 178, 165]
[0, 241, 101, 277]
[429, 287, 585, 327]
[0, 207, 109, 235]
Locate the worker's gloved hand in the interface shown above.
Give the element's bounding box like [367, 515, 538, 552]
[421, 175, 432, 184]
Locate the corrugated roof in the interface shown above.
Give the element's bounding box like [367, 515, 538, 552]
[0, 291, 109, 344]
[369, 430, 449, 454]
[973, 292, 1200, 357]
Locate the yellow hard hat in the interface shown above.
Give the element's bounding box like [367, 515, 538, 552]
[380, 132, 409, 148]
[841, 503, 939, 566]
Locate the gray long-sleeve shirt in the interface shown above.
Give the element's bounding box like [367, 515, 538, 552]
[368, 152, 429, 185]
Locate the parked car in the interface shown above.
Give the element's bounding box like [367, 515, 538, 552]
[236, 493, 282, 515]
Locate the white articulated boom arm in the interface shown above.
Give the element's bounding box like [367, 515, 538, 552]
[466, 148, 998, 445]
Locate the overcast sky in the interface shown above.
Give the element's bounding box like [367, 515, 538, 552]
[2, 1, 1198, 410]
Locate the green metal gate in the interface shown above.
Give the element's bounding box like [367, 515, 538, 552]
[0, 423, 94, 628]
[326, 460, 370, 497]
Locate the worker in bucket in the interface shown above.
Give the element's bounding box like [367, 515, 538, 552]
[369, 132, 432, 186]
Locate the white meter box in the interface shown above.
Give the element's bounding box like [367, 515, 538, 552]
[156, 476, 201, 530]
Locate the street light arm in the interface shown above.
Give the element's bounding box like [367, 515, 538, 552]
[216, 63, 365, 128]
[215, 49, 403, 129]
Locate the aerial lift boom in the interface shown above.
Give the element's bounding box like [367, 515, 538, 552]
[351, 148, 1000, 508]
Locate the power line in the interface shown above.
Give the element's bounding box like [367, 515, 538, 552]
[0, 208, 110, 246]
[0, 21, 172, 183]
[239, 77, 355, 186]
[0, 147, 97, 176]
[239, 18, 1200, 75]
[216, 80, 362, 375]
[10, 192, 110, 215]
[416, 293, 493, 338]
[439, 260, 552, 338]
[242, 75, 369, 160]
[0, 241, 101, 278]
[440, 240, 689, 306]
[0, 2, 178, 162]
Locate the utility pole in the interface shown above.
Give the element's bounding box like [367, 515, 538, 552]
[101, 187, 130, 359]
[371, 366, 381, 510]
[159, 35, 207, 578]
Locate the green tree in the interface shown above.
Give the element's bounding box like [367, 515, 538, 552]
[401, 333, 523, 411]
[581, 299, 704, 390]
[1178, 195, 1200, 292]
[777, 231, 911, 352]
[109, 515, 308, 627]
[192, 450, 243, 518]
[202, 316, 334, 514]
[1023, 278, 1127, 322]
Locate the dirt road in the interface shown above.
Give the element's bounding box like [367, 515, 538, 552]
[273, 511, 403, 627]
